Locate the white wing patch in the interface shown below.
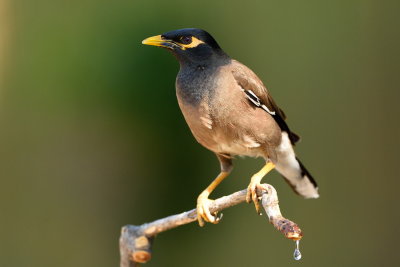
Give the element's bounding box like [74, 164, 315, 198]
[239, 87, 276, 115]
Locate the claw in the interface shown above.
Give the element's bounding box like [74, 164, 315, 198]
[195, 171, 230, 226]
[197, 193, 221, 226]
[247, 181, 262, 215]
[215, 212, 223, 222]
[246, 162, 275, 215]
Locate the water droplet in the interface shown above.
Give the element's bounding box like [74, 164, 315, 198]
[293, 240, 302, 260]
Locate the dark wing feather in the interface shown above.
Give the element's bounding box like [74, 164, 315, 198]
[231, 60, 300, 145]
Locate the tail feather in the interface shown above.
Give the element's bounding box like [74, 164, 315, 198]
[296, 156, 318, 188]
[289, 131, 301, 144]
[275, 132, 319, 198]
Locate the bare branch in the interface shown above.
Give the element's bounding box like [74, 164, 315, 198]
[119, 183, 302, 266]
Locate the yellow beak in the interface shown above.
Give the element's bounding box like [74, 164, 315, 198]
[142, 35, 163, 46]
[142, 35, 177, 49]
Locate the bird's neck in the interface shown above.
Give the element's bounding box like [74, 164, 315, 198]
[176, 63, 219, 106]
[175, 55, 230, 106]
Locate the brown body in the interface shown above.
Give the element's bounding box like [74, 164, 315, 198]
[176, 60, 281, 160]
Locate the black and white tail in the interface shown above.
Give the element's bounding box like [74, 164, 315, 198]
[274, 132, 319, 198]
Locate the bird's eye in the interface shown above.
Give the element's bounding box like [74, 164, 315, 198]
[180, 36, 192, 44]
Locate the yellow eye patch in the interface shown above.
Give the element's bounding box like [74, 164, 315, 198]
[179, 37, 205, 50]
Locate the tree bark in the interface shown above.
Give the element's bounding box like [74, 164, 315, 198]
[119, 183, 302, 266]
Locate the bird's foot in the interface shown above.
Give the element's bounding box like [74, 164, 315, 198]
[246, 180, 262, 215]
[246, 162, 275, 215]
[196, 192, 222, 227]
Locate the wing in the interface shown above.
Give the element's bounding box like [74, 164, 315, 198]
[231, 60, 300, 145]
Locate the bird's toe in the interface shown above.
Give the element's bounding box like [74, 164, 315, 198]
[196, 194, 221, 226]
[246, 181, 262, 215]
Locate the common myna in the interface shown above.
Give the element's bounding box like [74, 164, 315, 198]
[142, 28, 319, 226]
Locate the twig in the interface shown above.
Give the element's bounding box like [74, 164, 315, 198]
[119, 183, 302, 266]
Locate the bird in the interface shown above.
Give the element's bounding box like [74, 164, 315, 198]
[142, 28, 319, 227]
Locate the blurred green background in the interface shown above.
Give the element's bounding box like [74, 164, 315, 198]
[1, 0, 399, 266]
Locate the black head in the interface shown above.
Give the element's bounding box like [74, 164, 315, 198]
[142, 28, 229, 66]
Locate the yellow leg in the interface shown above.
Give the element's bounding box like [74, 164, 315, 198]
[246, 162, 275, 214]
[197, 171, 230, 227]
